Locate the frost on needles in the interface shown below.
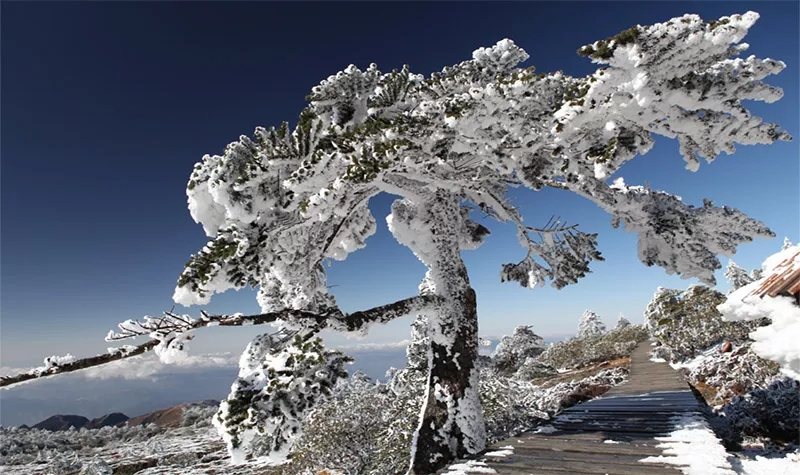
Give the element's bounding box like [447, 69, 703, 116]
[4, 10, 790, 475]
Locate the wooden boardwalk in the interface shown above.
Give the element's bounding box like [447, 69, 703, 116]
[443, 342, 706, 474]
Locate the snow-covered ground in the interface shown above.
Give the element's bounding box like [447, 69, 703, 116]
[0, 424, 278, 475]
[641, 414, 799, 475]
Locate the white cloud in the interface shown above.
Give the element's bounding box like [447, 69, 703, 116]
[0, 366, 29, 378]
[336, 339, 411, 351]
[81, 352, 239, 380]
[1, 352, 239, 386]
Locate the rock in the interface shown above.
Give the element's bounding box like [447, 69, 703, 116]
[721, 341, 733, 353]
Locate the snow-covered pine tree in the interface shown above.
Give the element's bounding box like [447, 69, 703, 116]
[578, 310, 607, 338]
[782, 237, 794, 250]
[724, 260, 754, 293]
[3, 10, 792, 474]
[616, 314, 631, 330]
[491, 325, 547, 375]
[213, 329, 351, 463]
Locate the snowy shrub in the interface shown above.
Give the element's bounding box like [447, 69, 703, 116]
[0, 424, 165, 465]
[280, 373, 422, 475]
[532, 367, 629, 415]
[0, 424, 166, 465]
[688, 344, 780, 405]
[213, 331, 351, 464]
[718, 377, 800, 445]
[645, 285, 766, 362]
[79, 456, 112, 475]
[490, 325, 547, 375]
[513, 358, 558, 380]
[285, 364, 629, 473]
[180, 403, 219, 428]
[479, 368, 549, 443]
[538, 324, 648, 370]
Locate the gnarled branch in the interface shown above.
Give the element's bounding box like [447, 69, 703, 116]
[1, 295, 442, 389]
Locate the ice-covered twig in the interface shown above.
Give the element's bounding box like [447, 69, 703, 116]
[0, 294, 442, 388]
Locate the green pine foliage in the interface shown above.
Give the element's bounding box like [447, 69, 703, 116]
[645, 285, 766, 362]
[214, 332, 351, 461]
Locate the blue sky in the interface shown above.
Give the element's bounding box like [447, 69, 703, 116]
[2, 1, 798, 370]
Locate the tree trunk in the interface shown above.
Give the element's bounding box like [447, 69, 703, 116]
[405, 190, 486, 474]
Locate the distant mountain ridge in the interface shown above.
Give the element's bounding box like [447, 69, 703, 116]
[125, 399, 218, 428]
[32, 413, 131, 431]
[27, 400, 219, 431]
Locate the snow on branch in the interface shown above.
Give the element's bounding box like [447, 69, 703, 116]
[485, 188, 604, 290]
[551, 176, 774, 284]
[0, 295, 442, 389]
[0, 341, 159, 388]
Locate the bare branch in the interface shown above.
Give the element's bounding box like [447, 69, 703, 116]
[332, 295, 443, 332]
[1, 294, 442, 389]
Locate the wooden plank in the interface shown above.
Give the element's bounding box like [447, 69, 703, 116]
[558, 413, 680, 421]
[597, 392, 696, 399]
[479, 453, 680, 475]
[583, 401, 697, 407]
[550, 428, 672, 436]
[585, 398, 698, 405]
[509, 437, 665, 456]
[577, 399, 698, 406]
[563, 406, 698, 413]
[553, 420, 678, 428]
[514, 431, 661, 445]
[577, 401, 698, 407]
[562, 409, 700, 415]
[487, 446, 666, 466]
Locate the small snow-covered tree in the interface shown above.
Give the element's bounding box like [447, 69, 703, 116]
[3, 10, 792, 474]
[724, 260, 754, 293]
[615, 314, 631, 330]
[491, 325, 547, 375]
[578, 310, 606, 338]
[782, 237, 793, 250]
[212, 330, 351, 464]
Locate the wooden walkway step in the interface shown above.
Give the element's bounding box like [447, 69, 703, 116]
[439, 341, 713, 474]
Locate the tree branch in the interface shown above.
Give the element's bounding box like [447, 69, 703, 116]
[332, 295, 443, 332]
[0, 340, 159, 388]
[1, 295, 442, 389]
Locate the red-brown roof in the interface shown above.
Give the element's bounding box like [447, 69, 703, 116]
[750, 250, 800, 299]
